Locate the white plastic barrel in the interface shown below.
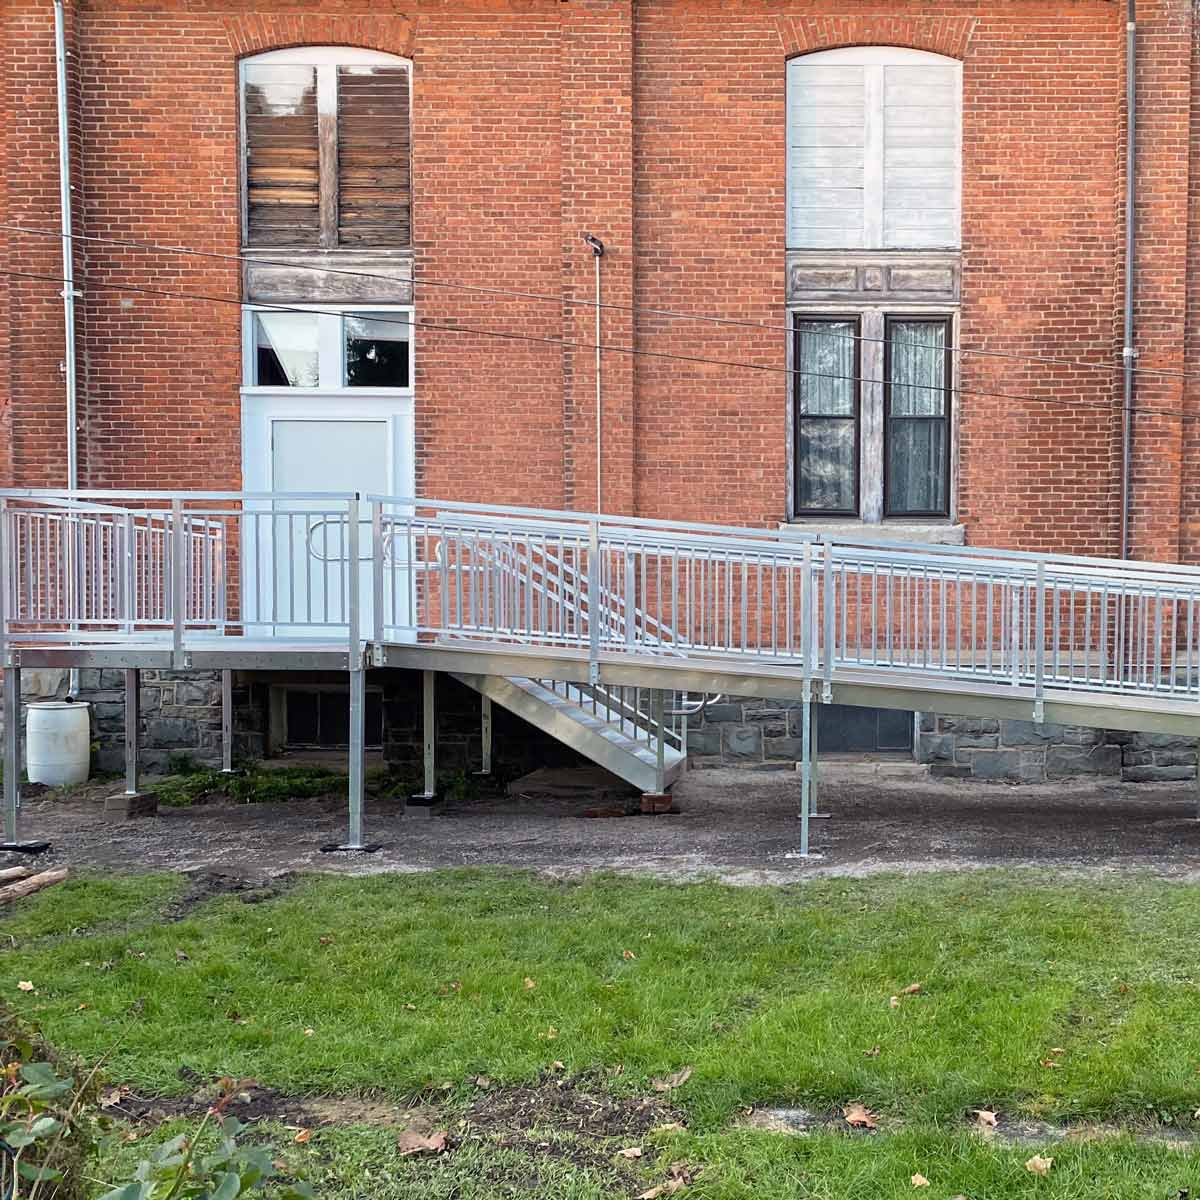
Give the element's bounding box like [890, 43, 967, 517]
[25, 701, 91, 787]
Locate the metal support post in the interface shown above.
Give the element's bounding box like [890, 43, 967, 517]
[808, 701, 830, 820]
[320, 667, 378, 853]
[124, 668, 140, 796]
[322, 496, 379, 853]
[653, 688, 666, 795]
[786, 690, 824, 860]
[799, 694, 811, 856]
[220, 669, 234, 774]
[3, 666, 19, 844]
[412, 669, 437, 802]
[474, 695, 493, 776]
[347, 667, 365, 847]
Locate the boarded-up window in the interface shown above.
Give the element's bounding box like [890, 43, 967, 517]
[787, 48, 960, 251]
[241, 50, 412, 250]
[337, 66, 412, 246]
[244, 65, 320, 247]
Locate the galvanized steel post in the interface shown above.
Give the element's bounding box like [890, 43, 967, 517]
[123, 668, 140, 796]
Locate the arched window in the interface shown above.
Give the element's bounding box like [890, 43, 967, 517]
[240, 47, 412, 249]
[786, 47, 961, 251]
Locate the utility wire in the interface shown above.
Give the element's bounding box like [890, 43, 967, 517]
[1, 220, 1193, 387]
[2, 262, 1192, 423]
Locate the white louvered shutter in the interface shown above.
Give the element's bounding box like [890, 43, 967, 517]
[787, 49, 961, 251]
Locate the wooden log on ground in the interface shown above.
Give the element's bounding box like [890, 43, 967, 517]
[0, 868, 68, 904]
[0, 867, 33, 885]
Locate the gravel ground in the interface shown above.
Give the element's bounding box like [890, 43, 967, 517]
[10, 765, 1200, 884]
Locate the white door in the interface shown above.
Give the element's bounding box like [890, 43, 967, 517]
[241, 396, 414, 640]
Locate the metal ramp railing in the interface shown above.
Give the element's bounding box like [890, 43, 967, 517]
[4, 489, 1200, 853]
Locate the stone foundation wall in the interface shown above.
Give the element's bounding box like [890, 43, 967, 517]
[685, 693, 1199, 783]
[3, 667, 236, 774]
[684, 697, 809, 766]
[919, 715, 1198, 783]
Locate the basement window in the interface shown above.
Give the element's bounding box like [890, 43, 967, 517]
[240, 47, 412, 250]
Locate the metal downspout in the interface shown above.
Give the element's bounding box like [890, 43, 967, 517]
[53, 0, 78, 495]
[53, 0, 81, 695]
[1120, 0, 1137, 559]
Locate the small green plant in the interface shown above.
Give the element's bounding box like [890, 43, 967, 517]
[164, 754, 204, 777]
[98, 1107, 314, 1200]
[0, 1016, 95, 1200]
[156, 765, 345, 808]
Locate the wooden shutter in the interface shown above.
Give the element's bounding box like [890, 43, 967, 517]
[882, 64, 960, 249]
[243, 64, 320, 247]
[786, 62, 867, 250]
[336, 65, 412, 246]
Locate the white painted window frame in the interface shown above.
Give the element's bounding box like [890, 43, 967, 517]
[240, 304, 415, 397]
[786, 304, 959, 526]
[786, 46, 963, 251]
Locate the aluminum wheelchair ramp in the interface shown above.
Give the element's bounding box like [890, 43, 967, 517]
[4, 489, 1200, 856]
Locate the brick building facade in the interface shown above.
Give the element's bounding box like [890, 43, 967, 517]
[2, 0, 1197, 780]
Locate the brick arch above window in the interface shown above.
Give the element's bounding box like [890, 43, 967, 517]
[775, 16, 975, 63]
[223, 16, 415, 61]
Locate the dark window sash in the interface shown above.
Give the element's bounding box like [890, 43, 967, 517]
[883, 316, 952, 519]
[792, 314, 861, 518]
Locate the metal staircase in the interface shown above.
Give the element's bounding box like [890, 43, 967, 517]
[445, 533, 692, 795]
[452, 675, 686, 794]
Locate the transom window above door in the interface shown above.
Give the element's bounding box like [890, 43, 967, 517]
[786, 47, 962, 251]
[242, 307, 414, 392]
[792, 312, 953, 521]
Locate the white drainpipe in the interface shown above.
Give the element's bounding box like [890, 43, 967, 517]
[53, 0, 81, 695]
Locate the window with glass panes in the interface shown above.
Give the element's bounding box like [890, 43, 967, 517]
[792, 312, 952, 521]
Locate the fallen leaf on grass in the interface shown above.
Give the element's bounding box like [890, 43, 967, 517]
[653, 1122, 686, 1134]
[524, 977, 537, 990]
[540, 1026, 558, 1041]
[318, 935, 333, 946]
[1039, 1059, 1061, 1069]
[889, 995, 901, 1009]
[638, 1184, 684, 1199]
[617, 1146, 644, 1159]
[843, 1103, 878, 1130]
[900, 982, 922, 996]
[638, 1163, 693, 1198]
[303, 1028, 314, 1037]
[550, 1060, 565, 1073]
[16, 981, 33, 993]
[974, 1109, 998, 1135]
[474, 1075, 492, 1089]
[623, 950, 638, 961]
[911, 1174, 930, 1187]
[99, 1087, 129, 1109]
[1025, 1154, 1053, 1176]
[293, 1129, 311, 1145]
[651, 1066, 693, 1092]
[397, 1130, 448, 1157]
[863, 1045, 881, 1058]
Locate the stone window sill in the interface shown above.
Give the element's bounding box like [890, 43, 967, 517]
[778, 520, 965, 546]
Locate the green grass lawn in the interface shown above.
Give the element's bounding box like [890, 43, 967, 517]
[7, 869, 1200, 1197]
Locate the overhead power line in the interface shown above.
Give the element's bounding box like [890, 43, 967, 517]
[2, 262, 1191, 424]
[1, 221, 1194, 387]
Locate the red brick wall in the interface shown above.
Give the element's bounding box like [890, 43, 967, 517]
[0, 0, 1192, 564]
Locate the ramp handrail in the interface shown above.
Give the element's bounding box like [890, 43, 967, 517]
[3, 490, 1200, 714]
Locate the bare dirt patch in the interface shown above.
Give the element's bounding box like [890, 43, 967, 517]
[162, 870, 300, 921]
[11, 766, 1200, 883]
